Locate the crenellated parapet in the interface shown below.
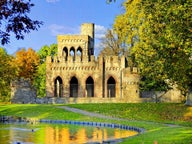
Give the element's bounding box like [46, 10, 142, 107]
[104, 55, 126, 70]
[46, 55, 98, 64]
[46, 55, 128, 69]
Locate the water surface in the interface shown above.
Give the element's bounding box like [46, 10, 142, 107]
[0, 123, 137, 144]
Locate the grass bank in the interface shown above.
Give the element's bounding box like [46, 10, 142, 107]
[0, 103, 192, 144]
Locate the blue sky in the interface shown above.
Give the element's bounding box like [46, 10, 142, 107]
[2, 0, 124, 55]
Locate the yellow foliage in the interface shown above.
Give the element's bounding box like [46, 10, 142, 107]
[184, 107, 192, 121]
[14, 48, 40, 81]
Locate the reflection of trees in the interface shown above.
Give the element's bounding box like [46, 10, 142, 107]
[75, 128, 87, 143]
[60, 128, 70, 143]
[45, 126, 70, 144]
[31, 125, 138, 143]
[114, 129, 138, 139]
[92, 128, 107, 143]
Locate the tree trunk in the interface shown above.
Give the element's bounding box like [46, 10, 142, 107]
[185, 88, 192, 106]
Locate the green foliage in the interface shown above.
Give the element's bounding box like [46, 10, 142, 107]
[139, 76, 170, 91]
[114, 0, 192, 93]
[33, 44, 57, 97]
[0, 48, 17, 102]
[37, 44, 57, 64]
[33, 63, 46, 97]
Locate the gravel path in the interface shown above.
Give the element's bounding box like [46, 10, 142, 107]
[59, 106, 181, 127]
[60, 106, 123, 121]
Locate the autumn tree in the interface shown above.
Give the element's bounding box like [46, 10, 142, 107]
[33, 44, 57, 97]
[99, 29, 126, 56]
[0, 48, 17, 102]
[0, 0, 43, 45]
[14, 48, 40, 82]
[114, 0, 192, 103]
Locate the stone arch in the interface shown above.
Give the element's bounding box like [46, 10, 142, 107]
[54, 76, 63, 97]
[70, 47, 75, 61]
[70, 76, 78, 97]
[86, 76, 94, 97]
[77, 47, 83, 61]
[107, 76, 116, 98]
[63, 47, 68, 61]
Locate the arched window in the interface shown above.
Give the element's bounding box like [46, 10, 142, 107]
[86, 76, 94, 97]
[70, 47, 75, 61]
[107, 77, 116, 98]
[70, 77, 78, 97]
[63, 47, 68, 61]
[54, 76, 63, 97]
[77, 47, 83, 61]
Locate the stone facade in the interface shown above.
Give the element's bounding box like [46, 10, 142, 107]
[45, 23, 140, 103]
[11, 78, 36, 103]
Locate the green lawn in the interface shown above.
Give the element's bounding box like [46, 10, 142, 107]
[0, 103, 192, 144]
[69, 103, 192, 126]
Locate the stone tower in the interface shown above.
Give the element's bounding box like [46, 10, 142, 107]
[80, 23, 94, 56]
[57, 23, 94, 60]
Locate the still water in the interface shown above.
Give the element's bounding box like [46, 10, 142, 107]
[0, 123, 138, 144]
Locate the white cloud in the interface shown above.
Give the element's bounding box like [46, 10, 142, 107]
[48, 24, 79, 36]
[46, 0, 60, 3]
[48, 24, 107, 39]
[95, 25, 107, 39]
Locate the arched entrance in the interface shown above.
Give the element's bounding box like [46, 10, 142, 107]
[54, 76, 63, 97]
[107, 77, 116, 98]
[86, 77, 94, 97]
[70, 77, 78, 97]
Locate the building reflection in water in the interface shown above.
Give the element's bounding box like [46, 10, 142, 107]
[43, 125, 138, 144]
[0, 124, 138, 144]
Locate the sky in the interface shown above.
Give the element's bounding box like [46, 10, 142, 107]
[2, 0, 124, 55]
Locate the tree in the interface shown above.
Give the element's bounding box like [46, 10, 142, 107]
[37, 44, 57, 64]
[0, 0, 43, 45]
[0, 47, 17, 102]
[14, 48, 40, 82]
[99, 29, 125, 56]
[33, 44, 57, 97]
[114, 0, 192, 103]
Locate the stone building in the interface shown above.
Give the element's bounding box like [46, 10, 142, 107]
[45, 23, 140, 103]
[10, 23, 183, 104]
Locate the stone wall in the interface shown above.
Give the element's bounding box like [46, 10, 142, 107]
[11, 79, 36, 104]
[140, 89, 184, 103]
[10, 78, 184, 104]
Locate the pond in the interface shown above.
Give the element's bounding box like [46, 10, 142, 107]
[0, 122, 138, 144]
